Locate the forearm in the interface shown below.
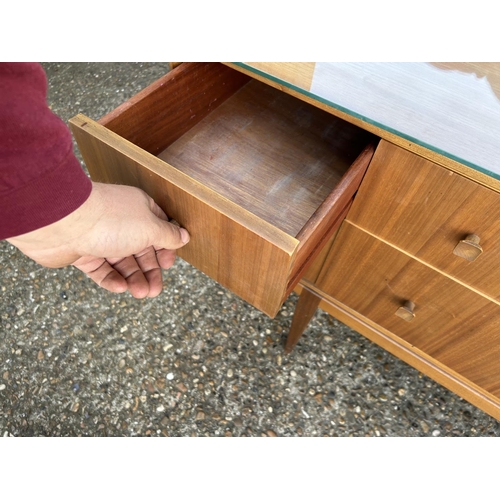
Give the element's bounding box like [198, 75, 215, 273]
[0, 63, 92, 240]
[1, 63, 189, 299]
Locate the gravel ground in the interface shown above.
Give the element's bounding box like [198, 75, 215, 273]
[1, 62, 499, 437]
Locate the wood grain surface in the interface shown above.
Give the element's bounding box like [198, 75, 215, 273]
[315, 222, 500, 398]
[294, 281, 500, 421]
[285, 202, 351, 298]
[159, 79, 372, 236]
[300, 232, 337, 284]
[347, 140, 500, 303]
[99, 62, 250, 155]
[284, 287, 321, 353]
[69, 115, 299, 317]
[70, 63, 374, 316]
[284, 142, 376, 296]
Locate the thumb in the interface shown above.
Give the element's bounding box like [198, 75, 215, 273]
[147, 197, 190, 249]
[153, 217, 190, 250]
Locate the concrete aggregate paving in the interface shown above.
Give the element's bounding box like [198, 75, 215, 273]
[1, 62, 499, 437]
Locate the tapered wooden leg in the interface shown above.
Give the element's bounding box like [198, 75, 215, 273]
[285, 287, 321, 353]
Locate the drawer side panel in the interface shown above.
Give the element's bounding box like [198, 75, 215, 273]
[99, 63, 251, 156]
[286, 141, 376, 295]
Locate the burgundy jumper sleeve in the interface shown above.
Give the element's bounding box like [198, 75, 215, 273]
[0, 63, 92, 240]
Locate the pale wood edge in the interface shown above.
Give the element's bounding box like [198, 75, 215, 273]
[294, 281, 500, 421]
[224, 63, 500, 194]
[69, 114, 299, 256]
[244, 62, 316, 91]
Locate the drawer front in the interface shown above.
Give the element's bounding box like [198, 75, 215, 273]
[347, 140, 500, 301]
[70, 116, 299, 317]
[316, 222, 500, 397]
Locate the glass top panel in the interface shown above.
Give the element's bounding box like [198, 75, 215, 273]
[237, 62, 500, 181]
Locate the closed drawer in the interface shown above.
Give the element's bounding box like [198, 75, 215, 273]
[347, 140, 500, 302]
[69, 63, 375, 317]
[316, 222, 500, 397]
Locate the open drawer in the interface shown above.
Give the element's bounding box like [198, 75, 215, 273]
[69, 62, 376, 317]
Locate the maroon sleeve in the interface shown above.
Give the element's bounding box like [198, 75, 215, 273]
[0, 63, 92, 239]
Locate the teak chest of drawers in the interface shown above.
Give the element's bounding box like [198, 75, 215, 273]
[70, 62, 500, 421]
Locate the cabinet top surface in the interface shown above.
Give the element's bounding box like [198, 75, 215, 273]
[236, 62, 500, 181]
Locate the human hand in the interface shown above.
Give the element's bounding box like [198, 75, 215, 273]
[6, 182, 190, 298]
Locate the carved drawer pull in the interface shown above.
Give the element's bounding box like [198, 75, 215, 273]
[395, 301, 416, 322]
[453, 234, 483, 262]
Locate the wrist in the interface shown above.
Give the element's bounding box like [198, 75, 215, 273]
[6, 182, 101, 267]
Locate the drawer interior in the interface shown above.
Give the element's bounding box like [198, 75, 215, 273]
[157, 79, 371, 236]
[100, 62, 374, 238]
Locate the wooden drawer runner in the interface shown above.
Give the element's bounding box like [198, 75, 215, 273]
[347, 140, 500, 302]
[316, 222, 500, 398]
[69, 63, 376, 317]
